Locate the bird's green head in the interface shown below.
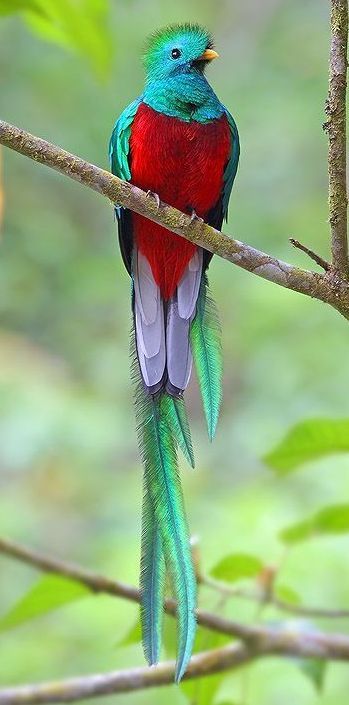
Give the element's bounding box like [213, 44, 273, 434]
[143, 23, 218, 83]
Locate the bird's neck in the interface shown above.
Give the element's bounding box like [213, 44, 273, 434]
[143, 72, 224, 123]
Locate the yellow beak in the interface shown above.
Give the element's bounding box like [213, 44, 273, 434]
[197, 48, 219, 61]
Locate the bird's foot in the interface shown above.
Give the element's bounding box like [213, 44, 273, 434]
[190, 209, 204, 224]
[146, 190, 161, 209]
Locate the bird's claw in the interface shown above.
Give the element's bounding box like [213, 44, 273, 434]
[190, 209, 204, 224]
[146, 190, 161, 209]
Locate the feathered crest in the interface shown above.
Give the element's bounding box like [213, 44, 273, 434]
[143, 22, 213, 67]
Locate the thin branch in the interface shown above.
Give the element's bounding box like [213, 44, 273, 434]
[273, 597, 349, 619]
[201, 574, 349, 620]
[289, 238, 331, 271]
[0, 537, 255, 642]
[324, 0, 348, 275]
[2, 533, 349, 658]
[3, 626, 349, 704]
[1, 120, 349, 320]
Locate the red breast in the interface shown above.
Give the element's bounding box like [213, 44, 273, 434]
[129, 102, 231, 299]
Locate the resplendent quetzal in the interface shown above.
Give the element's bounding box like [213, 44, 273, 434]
[109, 23, 239, 681]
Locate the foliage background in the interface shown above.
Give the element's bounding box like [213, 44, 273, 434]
[1, 1, 349, 703]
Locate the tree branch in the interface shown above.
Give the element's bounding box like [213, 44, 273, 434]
[0, 538, 349, 668]
[2, 626, 349, 704]
[0, 644, 254, 704]
[0, 537, 255, 642]
[201, 574, 349, 620]
[324, 0, 348, 276]
[1, 119, 349, 319]
[289, 238, 331, 271]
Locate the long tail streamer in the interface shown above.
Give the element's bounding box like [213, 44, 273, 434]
[191, 276, 223, 441]
[132, 338, 197, 682]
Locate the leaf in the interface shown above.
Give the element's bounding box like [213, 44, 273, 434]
[24, 0, 113, 78]
[181, 626, 231, 705]
[280, 519, 314, 544]
[0, 0, 39, 14]
[117, 619, 142, 647]
[0, 0, 113, 77]
[274, 584, 301, 605]
[280, 504, 349, 545]
[0, 574, 90, 631]
[211, 553, 263, 583]
[264, 418, 349, 474]
[299, 659, 327, 693]
[316, 504, 349, 532]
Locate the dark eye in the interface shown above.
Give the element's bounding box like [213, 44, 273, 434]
[171, 48, 181, 59]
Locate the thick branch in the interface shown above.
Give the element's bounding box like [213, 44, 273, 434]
[2, 627, 349, 704]
[0, 645, 253, 704]
[1, 119, 349, 319]
[324, 0, 348, 275]
[3, 539, 349, 703]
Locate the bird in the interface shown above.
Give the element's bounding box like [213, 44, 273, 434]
[109, 22, 239, 682]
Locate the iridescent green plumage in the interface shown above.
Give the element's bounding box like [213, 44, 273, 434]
[110, 21, 239, 685]
[161, 394, 195, 468]
[140, 478, 164, 665]
[191, 277, 223, 440]
[132, 336, 196, 682]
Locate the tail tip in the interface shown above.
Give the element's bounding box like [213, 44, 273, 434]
[174, 661, 188, 684]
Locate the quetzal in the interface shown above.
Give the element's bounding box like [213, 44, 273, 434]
[109, 23, 239, 681]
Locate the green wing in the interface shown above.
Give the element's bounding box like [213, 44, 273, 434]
[222, 107, 240, 221]
[109, 96, 142, 273]
[109, 96, 142, 180]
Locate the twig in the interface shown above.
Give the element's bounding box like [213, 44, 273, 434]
[289, 238, 331, 271]
[1, 120, 349, 320]
[2, 537, 349, 664]
[324, 0, 348, 276]
[201, 574, 349, 619]
[273, 597, 349, 619]
[0, 537, 256, 642]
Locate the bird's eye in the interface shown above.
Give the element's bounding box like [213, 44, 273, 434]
[171, 48, 181, 59]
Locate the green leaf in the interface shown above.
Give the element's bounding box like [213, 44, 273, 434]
[274, 584, 301, 605]
[316, 504, 349, 532]
[181, 626, 231, 705]
[0, 574, 90, 631]
[24, 0, 113, 78]
[0, 0, 39, 13]
[264, 418, 349, 474]
[280, 504, 349, 544]
[0, 0, 113, 77]
[299, 659, 327, 693]
[118, 619, 142, 647]
[163, 613, 178, 658]
[210, 553, 263, 583]
[280, 519, 314, 544]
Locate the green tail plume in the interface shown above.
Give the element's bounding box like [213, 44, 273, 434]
[140, 476, 164, 665]
[161, 394, 195, 468]
[132, 338, 197, 682]
[190, 276, 222, 440]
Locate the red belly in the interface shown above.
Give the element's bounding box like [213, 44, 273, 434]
[129, 102, 231, 299]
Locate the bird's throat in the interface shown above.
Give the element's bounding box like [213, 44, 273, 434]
[143, 73, 224, 123]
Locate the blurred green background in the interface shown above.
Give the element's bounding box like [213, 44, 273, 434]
[1, 1, 349, 703]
